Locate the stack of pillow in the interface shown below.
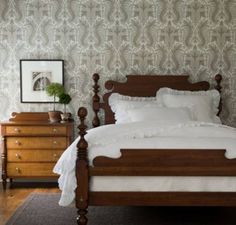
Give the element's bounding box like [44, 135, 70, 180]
[108, 88, 221, 124]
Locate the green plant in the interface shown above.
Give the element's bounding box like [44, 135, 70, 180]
[59, 92, 72, 113]
[46, 83, 65, 111]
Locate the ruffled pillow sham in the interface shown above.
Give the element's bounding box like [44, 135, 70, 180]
[108, 93, 159, 124]
[156, 88, 221, 123]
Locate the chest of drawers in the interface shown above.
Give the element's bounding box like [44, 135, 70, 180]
[0, 112, 74, 189]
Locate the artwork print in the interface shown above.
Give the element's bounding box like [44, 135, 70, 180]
[32, 71, 52, 91]
[20, 60, 64, 103]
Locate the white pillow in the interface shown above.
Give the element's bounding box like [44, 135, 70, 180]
[127, 106, 193, 123]
[156, 88, 221, 123]
[109, 93, 159, 124]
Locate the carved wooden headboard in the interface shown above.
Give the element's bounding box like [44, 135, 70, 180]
[92, 74, 222, 127]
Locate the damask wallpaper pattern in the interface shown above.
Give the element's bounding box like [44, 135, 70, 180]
[0, 0, 235, 126]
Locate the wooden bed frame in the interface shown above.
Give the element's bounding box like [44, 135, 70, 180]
[75, 73, 236, 225]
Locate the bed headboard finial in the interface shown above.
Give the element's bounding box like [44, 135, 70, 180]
[92, 73, 100, 127]
[215, 74, 222, 93]
[215, 74, 222, 116]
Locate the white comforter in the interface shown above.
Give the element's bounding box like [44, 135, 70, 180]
[53, 121, 236, 206]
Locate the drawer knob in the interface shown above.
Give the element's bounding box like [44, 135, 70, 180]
[15, 153, 21, 159]
[15, 140, 21, 145]
[15, 167, 21, 173]
[14, 128, 20, 133]
[53, 141, 57, 145]
[53, 153, 57, 158]
[53, 128, 57, 132]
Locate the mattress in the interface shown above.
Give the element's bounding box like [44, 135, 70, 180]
[91, 176, 236, 192]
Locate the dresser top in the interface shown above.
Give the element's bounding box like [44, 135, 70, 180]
[0, 112, 74, 126]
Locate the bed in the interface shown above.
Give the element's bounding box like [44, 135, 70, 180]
[54, 73, 236, 225]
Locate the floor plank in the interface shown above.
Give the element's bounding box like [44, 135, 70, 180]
[0, 181, 60, 225]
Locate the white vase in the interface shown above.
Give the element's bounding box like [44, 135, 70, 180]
[60, 112, 70, 122]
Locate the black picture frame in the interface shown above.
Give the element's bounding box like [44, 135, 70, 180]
[20, 59, 64, 103]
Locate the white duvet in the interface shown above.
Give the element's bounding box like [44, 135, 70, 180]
[53, 121, 236, 206]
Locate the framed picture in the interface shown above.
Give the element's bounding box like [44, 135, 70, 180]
[20, 59, 64, 103]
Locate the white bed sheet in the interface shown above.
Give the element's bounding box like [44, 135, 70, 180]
[53, 121, 236, 206]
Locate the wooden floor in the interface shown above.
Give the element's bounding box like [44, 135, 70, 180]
[0, 181, 60, 225]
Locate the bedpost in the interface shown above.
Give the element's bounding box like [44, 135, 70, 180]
[215, 74, 222, 116]
[76, 107, 89, 225]
[92, 73, 100, 127]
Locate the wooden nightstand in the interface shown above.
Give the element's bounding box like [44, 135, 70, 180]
[0, 112, 74, 189]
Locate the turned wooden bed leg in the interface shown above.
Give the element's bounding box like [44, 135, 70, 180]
[76, 107, 89, 225]
[77, 209, 88, 225]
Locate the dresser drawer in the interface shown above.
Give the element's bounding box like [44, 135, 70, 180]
[7, 163, 57, 177]
[6, 137, 67, 149]
[5, 125, 67, 136]
[8, 150, 64, 162]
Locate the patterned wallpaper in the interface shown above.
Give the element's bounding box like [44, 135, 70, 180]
[0, 0, 236, 126]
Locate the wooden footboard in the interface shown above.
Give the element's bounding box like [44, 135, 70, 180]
[91, 149, 236, 176]
[89, 149, 236, 207]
